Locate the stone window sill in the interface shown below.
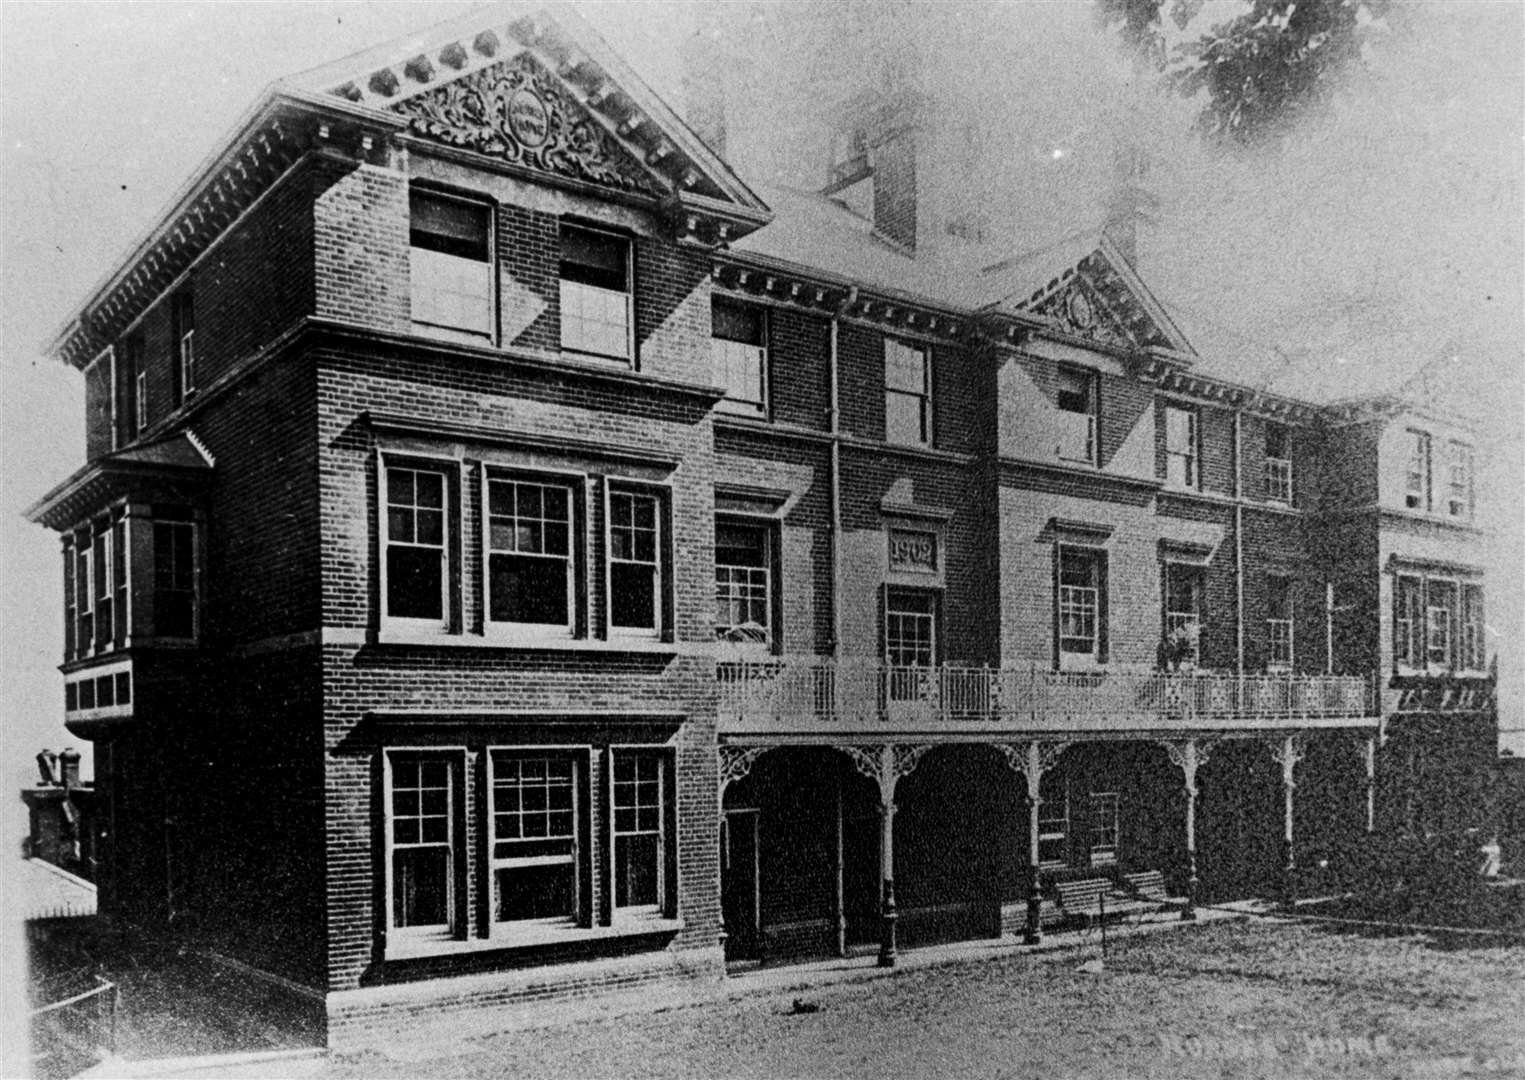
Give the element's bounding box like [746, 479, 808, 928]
[386, 916, 683, 962]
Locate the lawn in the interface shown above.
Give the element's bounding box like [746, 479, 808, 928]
[321, 919, 1525, 1079]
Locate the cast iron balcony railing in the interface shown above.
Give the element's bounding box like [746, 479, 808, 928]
[717, 659, 1378, 734]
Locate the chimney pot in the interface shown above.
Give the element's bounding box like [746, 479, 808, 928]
[36, 750, 60, 786]
[59, 747, 81, 790]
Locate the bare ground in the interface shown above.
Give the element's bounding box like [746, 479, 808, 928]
[314, 920, 1525, 1080]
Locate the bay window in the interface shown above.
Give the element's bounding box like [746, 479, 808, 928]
[1462, 585, 1486, 671]
[560, 224, 632, 362]
[153, 520, 196, 639]
[486, 476, 575, 635]
[1426, 580, 1456, 668]
[410, 190, 493, 338]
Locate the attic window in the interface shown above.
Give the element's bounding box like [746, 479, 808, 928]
[410, 191, 494, 339]
[559, 225, 631, 363]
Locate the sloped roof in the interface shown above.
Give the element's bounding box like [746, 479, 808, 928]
[25, 431, 214, 531]
[730, 183, 984, 310]
[17, 858, 97, 922]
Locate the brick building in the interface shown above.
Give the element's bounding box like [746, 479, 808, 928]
[25, 5, 1496, 1047]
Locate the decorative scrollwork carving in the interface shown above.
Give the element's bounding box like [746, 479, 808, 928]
[395, 52, 659, 195]
[995, 741, 1070, 800]
[718, 745, 771, 813]
[1158, 738, 1218, 796]
[838, 743, 930, 806]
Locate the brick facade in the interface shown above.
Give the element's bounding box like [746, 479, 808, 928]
[31, 7, 1494, 1049]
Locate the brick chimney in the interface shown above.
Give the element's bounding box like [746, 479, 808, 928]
[680, 8, 729, 159]
[1102, 144, 1157, 269]
[823, 86, 925, 253]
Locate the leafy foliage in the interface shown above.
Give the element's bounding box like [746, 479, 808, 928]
[1097, 0, 1394, 147]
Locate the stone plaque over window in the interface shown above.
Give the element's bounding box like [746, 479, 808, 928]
[888, 528, 937, 573]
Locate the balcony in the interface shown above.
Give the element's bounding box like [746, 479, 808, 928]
[717, 659, 1378, 739]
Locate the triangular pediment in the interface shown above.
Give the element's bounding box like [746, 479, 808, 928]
[981, 234, 1193, 354]
[395, 51, 660, 197]
[281, 5, 770, 241]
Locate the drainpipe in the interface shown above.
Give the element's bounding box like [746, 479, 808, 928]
[829, 287, 858, 660]
[1233, 408, 1245, 673]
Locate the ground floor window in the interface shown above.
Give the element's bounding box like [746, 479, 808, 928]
[1088, 792, 1120, 866]
[383, 742, 674, 953]
[1037, 774, 1069, 868]
[386, 752, 458, 940]
[613, 751, 665, 914]
[491, 752, 580, 925]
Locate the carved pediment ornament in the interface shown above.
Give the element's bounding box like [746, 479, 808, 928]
[394, 52, 660, 196]
[1035, 276, 1135, 348]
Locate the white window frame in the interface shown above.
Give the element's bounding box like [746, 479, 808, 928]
[559, 223, 633, 364]
[76, 527, 94, 656]
[94, 517, 114, 650]
[135, 366, 148, 435]
[409, 189, 496, 340]
[1461, 584, 1486, 672]
[179, 330, 196, 399]
[1037, 775, 1069, 869]
[1267, 574, 1294, 672]
[1446, 441, 1474, 519]
[714, 516, 774, 648]
[1264, 422, 1292, 503]
[150, 517, 196, 643]
[487, 746, 587, 933]
[384, 748, 464, 945]
[604, 483, 665, 639]
[885, 587, 937, 702]
[1405, 429, 1431, 511]
[483, 470, 578, 639]
[1057, 545, 1103, 669]
[1394, 573, 1424, 671]
[1089, 791, 1120, 867]
[1055, 365, 1097, 464]
[1425, 579, 1457, 670]
[609, 746, 671, 920]
[1163, 562, 1203, 669]
[379, 455, 455, 634]
[884, 338, 932, 447]
[1164, 404, 1198, 489]
[711, 299, 768, 416]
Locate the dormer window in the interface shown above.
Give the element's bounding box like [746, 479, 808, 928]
[559, 224, 631, 363]
[410, 190, 493, 339]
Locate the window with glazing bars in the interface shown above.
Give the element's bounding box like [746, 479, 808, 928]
[612, 753, 663, 912]
[1264, 422, 1292, 502]
[884, 339, 931, 446]
[1058, 548, 1101, 659]
[608, 490, 660, 635]
[389, 755, 454, 935]
[1267, 574, 1293, 669]
[384, 466, 448, 625]
[714, 520, 771, 645]
[486, 478, 573, 632]
[492, 753, 578, 925]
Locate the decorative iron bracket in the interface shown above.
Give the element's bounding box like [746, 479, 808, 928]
[718, 745, 772, 815]
[1159, 737, 1218, 798]
[995, 740, 1071, 802]
[841, 744, 931, 808]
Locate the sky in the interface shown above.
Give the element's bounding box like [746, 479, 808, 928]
[1, 0, 1521, 791]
